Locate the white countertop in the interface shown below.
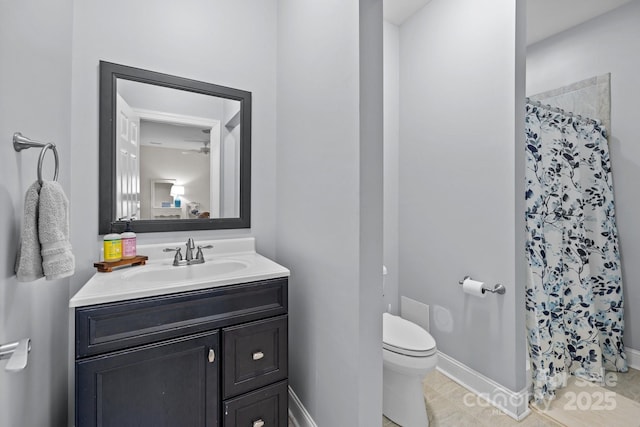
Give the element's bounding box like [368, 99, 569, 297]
[69, 237, 290, 308]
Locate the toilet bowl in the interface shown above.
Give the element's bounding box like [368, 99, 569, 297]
[383, 312, 437, 427]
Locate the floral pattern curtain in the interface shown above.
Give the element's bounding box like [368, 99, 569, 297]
[524, 103, 627, 401]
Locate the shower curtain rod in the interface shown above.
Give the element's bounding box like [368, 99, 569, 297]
[525, 97, 600, 126]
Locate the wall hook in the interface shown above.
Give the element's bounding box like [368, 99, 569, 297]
[0, 338, 31, 372]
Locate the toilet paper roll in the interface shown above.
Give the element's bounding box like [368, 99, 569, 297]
[463, 278, 486, 298]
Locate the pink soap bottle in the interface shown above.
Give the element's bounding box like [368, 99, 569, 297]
[121, 220, 137, 259]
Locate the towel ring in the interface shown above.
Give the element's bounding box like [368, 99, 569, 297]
[13, 132, 60, 185]
[37, 143, 59, 185]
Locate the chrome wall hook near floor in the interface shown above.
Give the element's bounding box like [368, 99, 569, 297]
[0, 338, 31, 372]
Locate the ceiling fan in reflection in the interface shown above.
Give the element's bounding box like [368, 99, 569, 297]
[181, 140, 210, 155]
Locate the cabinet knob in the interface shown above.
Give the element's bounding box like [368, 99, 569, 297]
[252, 351, 264, 361]
[253, 419, 265, 427]
[208, 349, 215, 363]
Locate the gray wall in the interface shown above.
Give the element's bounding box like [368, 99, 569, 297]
[526, 0, 640, 351]
[276, 0, 384, 425]
[0, 1, 73, 426]
[397, 0, 527, 392]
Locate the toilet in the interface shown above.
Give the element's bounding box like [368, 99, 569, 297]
[383, 312, 437, 427]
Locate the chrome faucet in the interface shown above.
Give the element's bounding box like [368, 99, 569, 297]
[185, 238, 195, 262]
[164, 239, 213, 266]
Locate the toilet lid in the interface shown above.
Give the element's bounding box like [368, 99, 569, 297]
[383, 313, 436, 357]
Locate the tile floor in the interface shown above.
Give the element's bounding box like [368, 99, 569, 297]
[529, 369, 640, 427]
[383, 370, 561, 427]
[383, 368, 640, 427]
[603, 367, 640, 403]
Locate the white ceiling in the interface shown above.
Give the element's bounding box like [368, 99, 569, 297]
[383, 0, 432, 26]
[383, 0, 635, 45]
[526, 0, 633, 45]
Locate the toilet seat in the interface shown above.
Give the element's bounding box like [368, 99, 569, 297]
[383, 313, 436, 357]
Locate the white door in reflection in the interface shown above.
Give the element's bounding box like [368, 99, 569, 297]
[116, 93, 140, 220]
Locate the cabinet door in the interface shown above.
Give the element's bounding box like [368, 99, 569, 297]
[77, 331, 219, 427]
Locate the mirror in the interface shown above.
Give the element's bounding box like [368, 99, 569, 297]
[99, 61, 251, 234]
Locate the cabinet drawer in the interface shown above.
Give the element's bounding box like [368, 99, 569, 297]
[223, 380, 288, 427]
[76, 278, 287, 358]
[222, 315, 288, 399]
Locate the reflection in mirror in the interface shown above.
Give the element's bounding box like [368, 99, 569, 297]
[99, 61, 251, 234]
[116, 80, 241, 221]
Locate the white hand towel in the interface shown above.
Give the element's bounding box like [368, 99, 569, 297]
[39, 181, 75, 280]
[15, 181, 44, 281]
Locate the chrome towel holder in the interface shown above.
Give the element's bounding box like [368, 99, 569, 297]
[13, 132, 59, 185]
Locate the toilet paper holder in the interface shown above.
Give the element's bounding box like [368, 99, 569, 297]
[458, 276, 506, 295]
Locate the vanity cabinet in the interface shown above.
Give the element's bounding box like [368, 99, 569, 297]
[74, 277, 288, 427]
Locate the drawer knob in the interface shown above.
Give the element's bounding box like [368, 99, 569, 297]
[253, 419, 265, 427]
[208, 349, 215, 363]
[252, 351, 264, 361]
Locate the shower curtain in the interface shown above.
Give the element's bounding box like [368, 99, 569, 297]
[524, 103, 627, 401]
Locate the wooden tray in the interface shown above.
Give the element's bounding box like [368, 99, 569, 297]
[94, 255, 149, 273]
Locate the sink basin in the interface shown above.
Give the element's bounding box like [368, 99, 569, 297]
[121, 260, 249, 283]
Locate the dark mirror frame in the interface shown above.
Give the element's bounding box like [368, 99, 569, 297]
[99, 61, 251, 234]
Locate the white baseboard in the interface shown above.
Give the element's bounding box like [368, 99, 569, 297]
[625, 347, 640, 370]
[288, 386, 317, 427]
[436, 351, 530, 421]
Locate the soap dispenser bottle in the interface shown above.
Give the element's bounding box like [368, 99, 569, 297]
[121, 220, 137, 259]
[103, 223, 122, 262]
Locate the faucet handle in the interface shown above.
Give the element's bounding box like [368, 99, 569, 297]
[195, 245, 213, 261]
[163, 247, 183, 265]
